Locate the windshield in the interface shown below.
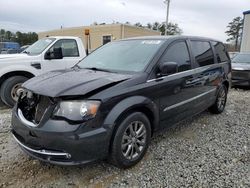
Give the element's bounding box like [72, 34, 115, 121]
[232, 54, 250, 64]
[23, 38, 56, 55]
[78, 40, 164, 72]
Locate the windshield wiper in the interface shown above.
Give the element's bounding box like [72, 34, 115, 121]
[84, 67, 112, 73]
[71, 64, 80, 70]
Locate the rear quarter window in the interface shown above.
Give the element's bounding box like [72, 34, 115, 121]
[212, 42, 230, 63]
[190, 41, 214, 67]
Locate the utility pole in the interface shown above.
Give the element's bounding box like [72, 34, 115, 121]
[164, 0, 170, 35]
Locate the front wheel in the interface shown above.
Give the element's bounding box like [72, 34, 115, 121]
[0, 76, 28, 107]
[209, 85, 228, 114]
[109, 112, 151, 168]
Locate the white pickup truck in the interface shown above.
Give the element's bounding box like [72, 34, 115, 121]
[0, 36, 86, 107]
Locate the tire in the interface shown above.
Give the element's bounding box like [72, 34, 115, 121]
[0, 76, 28, 107]
[109, 112, 151, 168]
[209, 85, 228, 114]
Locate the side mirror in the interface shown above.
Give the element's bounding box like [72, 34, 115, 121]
[45, 47, 63, 60]
[158, 62, 178, 76]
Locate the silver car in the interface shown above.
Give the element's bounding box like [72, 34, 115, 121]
[232, 53, 250, 86]
[229, 52, 239, 59]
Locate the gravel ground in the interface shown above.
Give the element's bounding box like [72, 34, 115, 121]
[0, 88, 249, 188]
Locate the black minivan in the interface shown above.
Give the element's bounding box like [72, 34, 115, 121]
[12, 36, 231, 168]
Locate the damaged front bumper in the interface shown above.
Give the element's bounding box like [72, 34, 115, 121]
[11, 106, 112, 166]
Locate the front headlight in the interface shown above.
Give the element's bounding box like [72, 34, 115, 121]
[53, 100, 101, 122]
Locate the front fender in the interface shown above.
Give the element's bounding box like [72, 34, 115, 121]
[0, 65, 39, 78]
[103, 96, 159, 131]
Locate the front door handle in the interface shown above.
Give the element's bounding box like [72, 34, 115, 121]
[31, 62, 41, 69]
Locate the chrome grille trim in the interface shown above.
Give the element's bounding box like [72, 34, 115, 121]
[13, 133, 71, 158]
[18, 108, 38, 127]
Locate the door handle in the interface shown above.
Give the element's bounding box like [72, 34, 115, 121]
[31, 62, 41, 69]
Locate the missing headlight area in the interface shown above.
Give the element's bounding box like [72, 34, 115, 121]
[18, 92, 52, 124]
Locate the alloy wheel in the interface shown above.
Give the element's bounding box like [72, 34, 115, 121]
[121, 121, 147, 160]
[217, 87, 226, 111]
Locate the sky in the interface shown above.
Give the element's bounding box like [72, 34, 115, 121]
[0, 0, 249, 42]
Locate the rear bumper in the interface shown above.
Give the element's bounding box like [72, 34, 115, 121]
[232, 79, 250, 86]
[11, 108, 112, 166]
[232, 70, 250, 86]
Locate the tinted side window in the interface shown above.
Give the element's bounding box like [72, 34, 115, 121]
[191, 41, 214, 67]
[212, 41, 229, 63]
[49, 39, 79, 57]
[160, 41, 191, 72]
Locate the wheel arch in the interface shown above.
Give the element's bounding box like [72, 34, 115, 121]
[0, 71, 35, 89]
[222, 80, 230, 90]
[103, 96, 159, 153]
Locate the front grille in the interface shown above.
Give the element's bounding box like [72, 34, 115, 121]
[18, 92, 52, 124]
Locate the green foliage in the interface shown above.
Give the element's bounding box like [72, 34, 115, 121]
[134, 22, 143, 27]
[159, 22, 182, 35]
[140, 21, 182, 35]
[225, 16, 243, 51]
[91, 21, 182, 36]
[0, 29, 38, 46]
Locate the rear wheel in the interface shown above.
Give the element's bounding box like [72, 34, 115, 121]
[109, 112, 151, 168]
[209, 85, 228, 114]
[0, 76, 28, 107]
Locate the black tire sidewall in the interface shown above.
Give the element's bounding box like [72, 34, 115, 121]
[0, 76, 28, 107]
[111, 112, 151, 168]
[216, 85, 228, 113]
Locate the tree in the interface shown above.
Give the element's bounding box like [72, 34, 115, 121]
[133, 21, 182, 35]
[134, 22, 143, 27]
[152, 22, 160, 31]
[161, 22, 182, 35]
[0, 28, 38, 46]
[150, 22, 182, 35]
[0, 29, 5, 42]
[225, 16, 243, 51]
[5, 31, 12, 41]
[0, 29, 5, 35]
[146, 23, 152, 29]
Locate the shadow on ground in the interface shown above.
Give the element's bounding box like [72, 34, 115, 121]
[232, 85, 250, 90]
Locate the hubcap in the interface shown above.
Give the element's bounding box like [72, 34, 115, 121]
[217, 88, 226, 110]
[11, 83, 23, 101]
[121, 121, 147, 160]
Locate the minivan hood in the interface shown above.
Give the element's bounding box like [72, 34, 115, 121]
[232, 63, 250, 71]
[23, 69, 132, 97]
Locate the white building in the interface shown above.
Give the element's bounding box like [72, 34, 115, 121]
[241, 10, 250, 52]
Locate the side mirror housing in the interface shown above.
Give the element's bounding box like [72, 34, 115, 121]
[45, 47, 63, 60]
[158, 62, 178, 76]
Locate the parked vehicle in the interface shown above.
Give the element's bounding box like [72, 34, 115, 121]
[0, 36, 86, 107]
[0, 45, 30, 54]
[0, 42, 20, 53]
[1, 48, 20, 54]
[228, 52, 239, 59]
[19, 45, 30, 53]
[11, 36, 231, 168]
[231, 52, 250, 86]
